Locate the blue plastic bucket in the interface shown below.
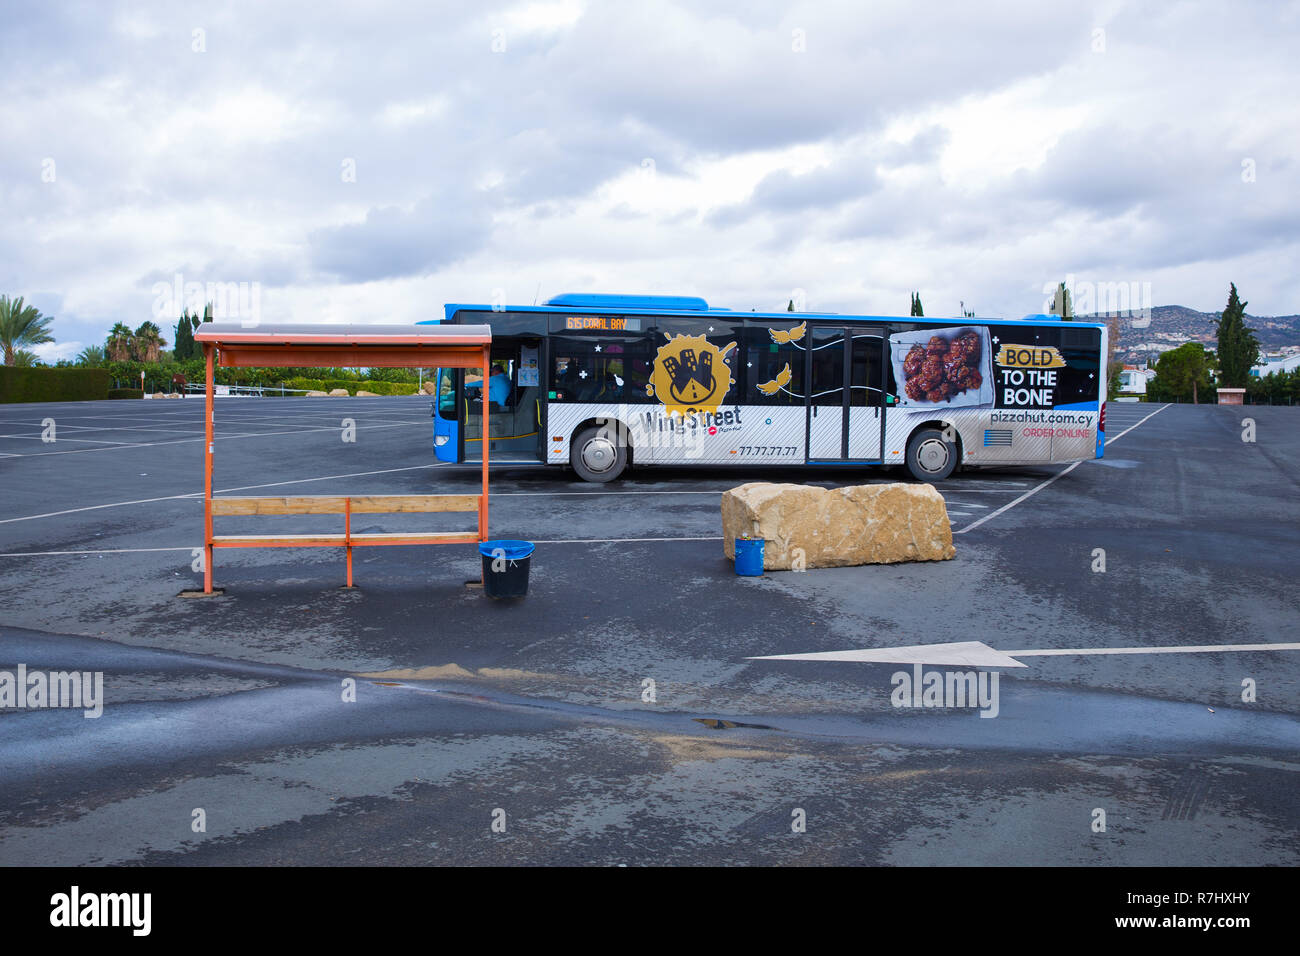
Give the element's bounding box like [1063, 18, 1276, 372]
[479, 540, 535, 598]
[734, 538, 765, 576]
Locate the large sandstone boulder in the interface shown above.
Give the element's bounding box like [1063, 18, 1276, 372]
[304, 390, 329, 397]
[355, 390, 379, 397]
[421, 381, 438, 395]
[721, 482, 955, 569]
[328, 388, 350, 397]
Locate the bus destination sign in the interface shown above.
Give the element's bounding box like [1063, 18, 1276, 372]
[565, 315, 642, 332]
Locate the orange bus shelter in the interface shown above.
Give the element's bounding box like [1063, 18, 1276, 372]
[193, 321, 493, 594]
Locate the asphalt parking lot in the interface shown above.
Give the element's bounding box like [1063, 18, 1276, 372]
[1, 397, 1297, 865]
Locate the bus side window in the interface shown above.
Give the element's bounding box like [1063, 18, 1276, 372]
[746, 326, 806, 405]
[549, 336, 654, 403]
[623, 357, 651, 398]
[553, 355, 583, 399]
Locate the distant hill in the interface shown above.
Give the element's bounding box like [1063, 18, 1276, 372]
[1076, 305, 1300, 363]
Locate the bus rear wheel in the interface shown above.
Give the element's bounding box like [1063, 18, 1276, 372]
[570, 425, 627, 483]
[906, 428, 957, 482]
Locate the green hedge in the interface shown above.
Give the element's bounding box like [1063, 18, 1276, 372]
[353, 381, 419, 396]
[97, 360, 424, 395]
[0, 366, 109, 403]
[283, 377, 419, 396]
[108, 388, 144, 400]
[1247, 369, 1300, 404]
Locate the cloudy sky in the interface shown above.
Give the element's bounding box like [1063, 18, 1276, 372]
[4, 0, 1298, 360]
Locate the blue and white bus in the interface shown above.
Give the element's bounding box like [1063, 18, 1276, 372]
[426, 293, 1108, 483]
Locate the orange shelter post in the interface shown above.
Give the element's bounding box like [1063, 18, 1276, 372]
[203, 342, 215, 593]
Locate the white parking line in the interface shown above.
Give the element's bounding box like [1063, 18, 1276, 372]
[953, 464, 1083, 534]
[0, 413, 202, 426]
[0, 434, 139, 445]
[20, 424, 203, 436]
[0, 420, 426, 459]
[0, 547, 195, 557]
[0, 464, 442, 523]
[529, 536, 726, 544]
[936, 481, 1029, 488]
[204, 416, 430, 427]
[0, 493, 202, 523]
[496, 490, 723, 497]
[954, 403, 1170, 535]
[0, 465, 1028, 524]
[0, 414, 425, 437]
[0, 536, 726, 556]
[494, 487, 1026, 499]
[213, 465, 439, 496]
[929, 488, 1043, 493]
[1105, 403, 1170, 445]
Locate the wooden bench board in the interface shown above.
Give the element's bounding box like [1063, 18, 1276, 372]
[348, 532, 480, 545]
[210, 494, 480, 516]
[212, 532, 480, 548]
[212, 534, 349, 547]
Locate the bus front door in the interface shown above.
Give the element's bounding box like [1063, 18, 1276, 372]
[433, 367, 459, 462]
[806, 326, 885, 462]
[461, 338, 544, 463]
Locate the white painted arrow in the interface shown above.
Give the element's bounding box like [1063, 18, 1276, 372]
[749, 641, 1027, 668]
[1005, 642, 1300, 658]
[749, 640, 1300, 669]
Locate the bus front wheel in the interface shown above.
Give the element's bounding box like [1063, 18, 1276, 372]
[905, 428, 958, 482]
[570, 425, 627, 483]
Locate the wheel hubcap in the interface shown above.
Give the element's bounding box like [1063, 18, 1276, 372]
[918, 439, 949, 473]
[581, 436, 617, 472]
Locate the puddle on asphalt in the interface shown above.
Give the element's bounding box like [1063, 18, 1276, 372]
[693, 718, 778, 731]
[366, 674, 1300, 756]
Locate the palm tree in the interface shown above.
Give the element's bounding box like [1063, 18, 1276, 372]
[77, 344, 106, 366]
[106, 323, 135, 362]
[133, 321, 166, 363]
[0, 295, 55, 365]
[12, 350, 40, 366]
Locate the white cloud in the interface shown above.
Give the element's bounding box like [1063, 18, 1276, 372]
[498, 0, 585, 34]
[2, 0, 1298, 362]
[377, 96, 449, 127]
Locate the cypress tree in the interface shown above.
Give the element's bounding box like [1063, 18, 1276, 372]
[1051, 282, 1073, 319]
[173, 310, 197, 361]
[1214, 283, 1260, 387]
[911, 292, 924, 317]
